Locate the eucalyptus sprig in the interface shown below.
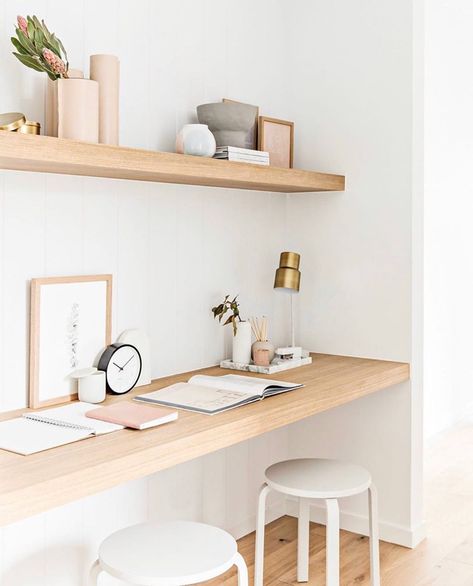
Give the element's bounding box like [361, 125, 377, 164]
[11, 15, 69, 80]
[212, 295, 242, 336]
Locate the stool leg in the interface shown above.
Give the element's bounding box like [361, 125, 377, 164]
[297, 498, 310, 582]
[254, 483, 271, 586]
[234, 552, 249, 586]
[368, 483, 381, 586]
[325, 499, 339, 586]
[88, 559, 102, 586]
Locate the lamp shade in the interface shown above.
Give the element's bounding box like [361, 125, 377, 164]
[274, 251, 301, 292]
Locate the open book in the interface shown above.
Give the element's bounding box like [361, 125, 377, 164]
[0, 402, 123, 455]
[134, 374, 303, 415]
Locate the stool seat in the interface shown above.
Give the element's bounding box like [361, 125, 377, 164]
[98, 521, 238, 585]
[265, 458, 372, 499]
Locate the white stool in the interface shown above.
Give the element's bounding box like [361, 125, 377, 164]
[89, 520, 248, 585]
[254, 458, 380, 586]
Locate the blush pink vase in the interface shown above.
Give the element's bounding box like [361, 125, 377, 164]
[57, 78, 99, 143]
[45, 69, 84, 137]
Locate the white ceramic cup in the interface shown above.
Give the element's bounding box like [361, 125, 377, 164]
[78, 371, 106, 403]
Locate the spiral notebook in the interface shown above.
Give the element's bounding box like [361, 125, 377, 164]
[0, 402, 123, 455]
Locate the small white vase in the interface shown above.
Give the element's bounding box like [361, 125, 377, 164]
[232, 321, 252, 365]
[176, 124, 216, 157]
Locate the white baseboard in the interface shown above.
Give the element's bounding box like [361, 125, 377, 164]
[286, 498, 426, 549]
[409, 520, 427, 548]
[226, 497, 427, 549]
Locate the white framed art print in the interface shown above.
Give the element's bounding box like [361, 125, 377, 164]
[29, 275, 112, 408]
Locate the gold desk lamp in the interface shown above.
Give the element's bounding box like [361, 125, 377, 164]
[274, 251, 301, 356]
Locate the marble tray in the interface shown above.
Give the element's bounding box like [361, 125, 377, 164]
[220, 355, 313, 375]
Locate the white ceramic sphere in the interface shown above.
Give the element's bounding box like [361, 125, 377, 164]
[176, 124, 216, 157]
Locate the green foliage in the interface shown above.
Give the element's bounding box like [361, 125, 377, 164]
[11, 15, 68, 80]
[211, 295, 242, 336]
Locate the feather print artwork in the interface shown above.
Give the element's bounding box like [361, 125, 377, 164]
[67, 302, 80, 369]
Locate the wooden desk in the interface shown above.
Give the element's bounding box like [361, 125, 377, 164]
[0, 354, 409, 527]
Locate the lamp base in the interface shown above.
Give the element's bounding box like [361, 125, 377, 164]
[276, 346, 302, 360]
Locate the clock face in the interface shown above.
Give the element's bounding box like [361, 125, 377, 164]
[99, 344, 142, 394]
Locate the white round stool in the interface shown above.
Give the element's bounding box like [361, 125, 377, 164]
[89, 520, 248, 585]
[254, 458, 380, 586]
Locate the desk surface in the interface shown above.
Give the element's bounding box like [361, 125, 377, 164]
[0, 353, 409, 526]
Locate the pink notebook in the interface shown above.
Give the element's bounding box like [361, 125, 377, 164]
[86, 402, 178, 430]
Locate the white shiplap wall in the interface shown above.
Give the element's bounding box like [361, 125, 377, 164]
[0, 1, 291, 584]
[284, 0, 423, 547]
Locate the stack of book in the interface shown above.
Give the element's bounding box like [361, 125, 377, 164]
[214, 146, 270, 166]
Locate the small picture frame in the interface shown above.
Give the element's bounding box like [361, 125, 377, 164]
[29, 274, 112, 408]
[258, 116, 294, 168]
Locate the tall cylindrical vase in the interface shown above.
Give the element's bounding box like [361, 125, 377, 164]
[232, 321, 252, 365]
[57, 78, 99, 143]
[45, 69, 84, 137]
[45, 78, 58, 137]
[90, 54, 120, 145]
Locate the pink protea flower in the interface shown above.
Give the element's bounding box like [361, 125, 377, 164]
[42, 48, 67, 77]
[17, 15, 28, 35]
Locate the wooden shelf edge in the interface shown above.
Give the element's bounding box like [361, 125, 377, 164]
[0, 132, 345, 194]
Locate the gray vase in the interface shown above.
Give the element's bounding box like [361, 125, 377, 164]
[197, 102, 258, 149]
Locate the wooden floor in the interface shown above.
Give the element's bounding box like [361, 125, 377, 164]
[208, 419, 473, 585]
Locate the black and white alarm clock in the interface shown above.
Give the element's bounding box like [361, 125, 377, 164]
[98, 343, 142, 394]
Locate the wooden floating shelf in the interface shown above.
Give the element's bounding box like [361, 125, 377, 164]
[0, 132, 345, 193]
